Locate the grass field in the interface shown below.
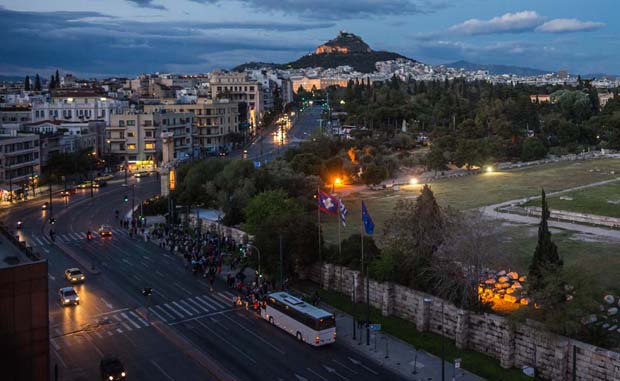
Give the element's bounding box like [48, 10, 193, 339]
[497, 223, 620, 293]
[523, 182, 620, 218]
[322, 158, 620, 244]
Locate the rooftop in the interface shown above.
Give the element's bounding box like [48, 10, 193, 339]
[0, 225, 42, 269]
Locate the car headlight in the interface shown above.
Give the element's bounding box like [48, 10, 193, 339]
[80, 276, 85, 279]
[75, 297, 79, 301]
[121, 372, 126, 377]
[109, 376, 114, 381]
[64, 299, 69, 303]
[72, 278, 76, 280]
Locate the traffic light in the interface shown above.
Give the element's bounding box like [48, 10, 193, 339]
[49, 217, 56, 225]
[123, 195, 128, 203]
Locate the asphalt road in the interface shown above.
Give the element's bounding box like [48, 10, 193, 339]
[244, 105, 324, 163]
[5, 176, 406, 381]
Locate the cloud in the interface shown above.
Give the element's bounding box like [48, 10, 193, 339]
[0, 8, 321, 76]
[126, 0, 166, 10]
[192, 0, 448, 20]
[448, 11, 545, 35]
[536, 19, 605, 33]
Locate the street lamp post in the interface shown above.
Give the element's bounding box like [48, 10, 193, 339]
[247, 244, 261, 285]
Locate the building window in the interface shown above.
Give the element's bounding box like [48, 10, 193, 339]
[145, 143, 155, 149]
[127, 144, 136, 150]
[145, 131, 152, 137]
[127, 132, 135, 137]
[119, 121, 125, 127]
[127, 120, 136, 126]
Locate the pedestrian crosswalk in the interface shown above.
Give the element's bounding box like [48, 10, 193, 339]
[149, 291, 236, 324]
[50, 307, 150, 350]
[29, 228, 128, 246]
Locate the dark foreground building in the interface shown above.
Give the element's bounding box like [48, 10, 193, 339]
[0, 225, 49, 381]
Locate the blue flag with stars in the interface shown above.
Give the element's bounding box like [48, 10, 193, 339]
[361, 201, 374, 235]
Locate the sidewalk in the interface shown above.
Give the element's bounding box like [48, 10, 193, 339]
[324, 305, 482, 381]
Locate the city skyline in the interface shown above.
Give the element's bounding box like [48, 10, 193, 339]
[0, 0, 617, 77]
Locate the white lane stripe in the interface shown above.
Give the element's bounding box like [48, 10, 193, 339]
[307, 368, 328, 381]
[129, 311, 149, 327]
[50, 338, 60, 350]
[116, 328, 123, 334]
[172, 301, 193, 316]
[178, 300, 200, 315]
[150, 359, 175, 381]
[154, 305, 175, 320]
[34, 237, 44, 245]
[205, 293, 227, 308]
[221, 291, 237, 299]
[121, 312, 141, 329]
[185, 297, 210, 313]
[148, 307, 168, 322]
[95, 331, 104, 338]
[195, 295, 220, 310]
[120, 322, 133, 332]
[163, 303, 185, 318]
[107, 331, 113, 336]
[70, 232, 82, 240]
[48, 273, 56, 281]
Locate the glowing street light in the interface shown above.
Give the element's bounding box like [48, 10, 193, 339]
[334, 177, 343, 186]
[409, 177, 418, 186]
[486, 166, 494, 173]
[340, 100, 346, 105]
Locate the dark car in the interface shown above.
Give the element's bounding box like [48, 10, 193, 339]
[100, 357, 126, 380]
[60, 187, 77, 197]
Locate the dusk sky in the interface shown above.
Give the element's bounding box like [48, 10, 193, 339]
[0, 0, 617, 77]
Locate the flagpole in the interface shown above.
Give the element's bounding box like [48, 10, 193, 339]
[360, 200, 365, 343]
[337, 199, 342, 260]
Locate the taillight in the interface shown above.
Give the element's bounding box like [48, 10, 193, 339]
[315, 336, 320, 344]
[333, 332, 337, 338]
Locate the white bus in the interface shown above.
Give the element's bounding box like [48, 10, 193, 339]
[261, 292, 336, 346]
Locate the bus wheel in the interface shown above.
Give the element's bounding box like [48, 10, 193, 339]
[269, 317, 274, 325]
[296, 332, 303, 342]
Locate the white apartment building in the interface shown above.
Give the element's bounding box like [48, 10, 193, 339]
[22, 120, 105, 157]
[209, 71, 262, 132]
[144, 98, 239, 155]
[0, 132, 40, 200]
[31, 88, 124, 126]
[107, 110, 193, 169]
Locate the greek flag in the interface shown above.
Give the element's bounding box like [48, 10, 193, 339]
[339, 199, 347, 228]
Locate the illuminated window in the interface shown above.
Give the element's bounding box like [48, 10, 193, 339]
[145, 143, 155, 149]
[127, 144, 136, 150]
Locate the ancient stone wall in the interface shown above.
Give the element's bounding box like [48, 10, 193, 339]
[309, 263, 620, 381]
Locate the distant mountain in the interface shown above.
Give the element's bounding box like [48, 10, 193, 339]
[0, 75, 24, 82]
[445, 60, 551, 76]
[233, 31, 414, 74]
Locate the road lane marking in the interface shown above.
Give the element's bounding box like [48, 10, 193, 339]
[307, 368, 327, 381]
[172, 301, 192, 316]
[194, 318, 256, 363]
[194, 295, 218, 310]
[116, 328, 123, 334]
[148, 307, 168, 323]
[51, 347, 68, 369]
[48, 273, 56, 281]
[178, 300, 200, 315]
[210, 292, 231, 306]
[322, 365, 349, 381]
[221, 290, 237, 300]
[202, 294, 226, 309]
[169, 309, 233, 325]
[100, 298, 114, 309]
[163, 303, 185, 318]
[222, 314, 285, 355]
[154, 305, 175, 320]
[150, 359, 175, 381]
[153, 288, 170, 300]
[155, 270, 165, 277]
[332, 359, 358, 374]
[95, 331, 104, 338]
[129, 310, 149, 327]
[93, 307, 129, 317]
[121, 312, 141, 329]
[50, 337, 60, 350]
[185, 298, 210, 313]
[347, 357, 379, 375]
[120, 322, 133, 332]
[173, 282, 192, 296]
[107, 331, 113, 336]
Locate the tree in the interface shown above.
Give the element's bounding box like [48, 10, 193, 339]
[521, 137, 547, 161]
[34, 74, 41, 91]
[55, 70, 60, 88]
[361, 162, 387, 185]
[48, 74, 56, 90]
[24, 76, 30, 91]
[243, 190, 303, 234]
[528, 189, 563, 293]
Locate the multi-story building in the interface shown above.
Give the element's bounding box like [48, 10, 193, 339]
[0, 231, 49, 381]
[22, 120, 104, 157]
[107, 110, 193, 170]
[209, 71, 262, 131]
[31, 88, 124, 126]
[0, 105, 31, 125]
[0, 132, 40, 200]
[144, 98, 239, 155]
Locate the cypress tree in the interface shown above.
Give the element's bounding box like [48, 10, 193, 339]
[49, 74, 56, 90]
[24, 76, 30, 91]
[34, 74, 41, 91]
[55, 70, 60, 88]
[528, 189, 563, 292]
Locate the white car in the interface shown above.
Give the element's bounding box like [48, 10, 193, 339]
[59, 287, 79, 306]
[64, 268, 85, 283]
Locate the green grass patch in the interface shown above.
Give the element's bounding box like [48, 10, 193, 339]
[322, 158, 620, 244]
[294, 280, 530, 381]
[498, 223, 620, 293]
[523, 182, 620, 218]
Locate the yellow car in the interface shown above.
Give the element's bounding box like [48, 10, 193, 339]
[64, 268, 85, 283]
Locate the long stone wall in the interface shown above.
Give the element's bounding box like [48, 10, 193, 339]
[310, 263, 620, 381]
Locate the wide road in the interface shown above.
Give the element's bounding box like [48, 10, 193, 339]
[244, 105, 323, 163]
[5, 176, 406, 381]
